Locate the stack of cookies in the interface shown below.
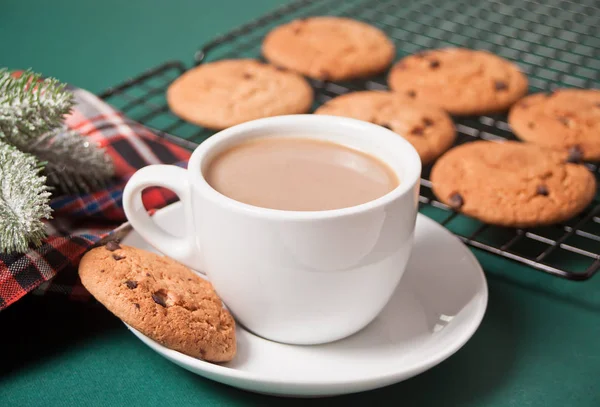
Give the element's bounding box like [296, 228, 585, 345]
[165, 15, 598, 227]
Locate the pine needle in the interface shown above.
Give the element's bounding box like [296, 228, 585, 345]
[27, 127, 115, 195]
[0, 68, 74, 146]
[0, 68, 115, 253]
[0, 141, 52, 253]
[0, 68, 114, 196]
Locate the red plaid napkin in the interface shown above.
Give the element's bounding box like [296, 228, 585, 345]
[0, 86, 191, 311]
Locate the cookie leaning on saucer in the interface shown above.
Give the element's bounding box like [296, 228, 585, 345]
[508, 89, 600, 161]
[388, 48, 528, 115]
[430, 141, 596, 227]
[166, 59, 313, 130]
[79, 243, 236, 362]
[315, 91, 456, 165]
[262, 16, 395, 81]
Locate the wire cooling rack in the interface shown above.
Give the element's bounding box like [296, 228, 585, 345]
[100, 0, 600, 280]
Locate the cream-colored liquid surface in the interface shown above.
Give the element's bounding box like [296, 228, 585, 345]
[205, 137, 399, 211]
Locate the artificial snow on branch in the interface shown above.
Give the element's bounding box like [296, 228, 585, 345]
[0, 69, 74, 145]
[0, 68, 115, 253]
[0, 68, 114, 197]
[0, 141, 52, 253]
[28, 127, 115, 195]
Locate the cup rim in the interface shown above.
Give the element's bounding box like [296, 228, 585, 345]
[188, 115, 422, 220]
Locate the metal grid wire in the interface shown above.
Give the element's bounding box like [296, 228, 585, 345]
[100, 0, 600, 280]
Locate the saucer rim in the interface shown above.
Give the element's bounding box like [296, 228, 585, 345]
[123, 202, 488, 389]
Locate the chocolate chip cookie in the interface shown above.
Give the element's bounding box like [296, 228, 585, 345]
[262, 17, 395, 81]
[430, 141, 596, 227]
[315, 91, 456, 164]
[508, 89, 600, 161]
[388, 48, 528, 115]
[79, 243, 236, 362]
[166, 59, 313, 130]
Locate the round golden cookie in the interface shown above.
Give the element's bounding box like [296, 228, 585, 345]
[430, 141, 596, 227]
[508, 89, 600, 161]
[388, 48, 528, 115]
[166, 59, 313, 130]
[315, 91, 456, 164]
[79, 243, 236, 362]
[262, 17, 395, 81]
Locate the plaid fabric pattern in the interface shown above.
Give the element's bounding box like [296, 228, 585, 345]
[0, 87, 191, 311]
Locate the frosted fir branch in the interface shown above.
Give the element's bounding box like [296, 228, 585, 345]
[0, 141, 52, 254]
[27, 127, 115, 195]
[0, 68, 74, 147]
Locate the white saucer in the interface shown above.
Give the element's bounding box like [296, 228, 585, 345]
[122, 203, 488, 397]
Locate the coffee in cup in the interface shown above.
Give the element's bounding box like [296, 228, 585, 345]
[205, 137, 399, 211]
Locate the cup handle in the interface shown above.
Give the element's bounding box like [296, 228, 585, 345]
[122, 165, 200, 271]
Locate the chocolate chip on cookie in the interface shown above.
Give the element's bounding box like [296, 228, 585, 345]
[448, 192, 464, 209]
[567, 145, 584, 163]
[262, 16, 395, 80]
[79, 245, 236, 362]
[410, 126, 425, 136]
[388, 48, 528, 115]
[508, 89, 600, 161]
[315, 91, 456, 164]
[431, 141, 596, 227]
[125, 280, 138, 289]
[536, 185, 549, 196]
[105, 241, 121, 251]
[494, 80, 508, 91]
[151, 291, 168, 307]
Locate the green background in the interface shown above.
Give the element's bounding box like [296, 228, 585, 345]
[1, 0, 600, 406]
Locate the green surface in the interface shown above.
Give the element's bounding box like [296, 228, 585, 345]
[0, 0, 286, 94]
[1, 0, 600, 406]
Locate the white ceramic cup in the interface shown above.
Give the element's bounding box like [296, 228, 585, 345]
[122, 115, 421, 345]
